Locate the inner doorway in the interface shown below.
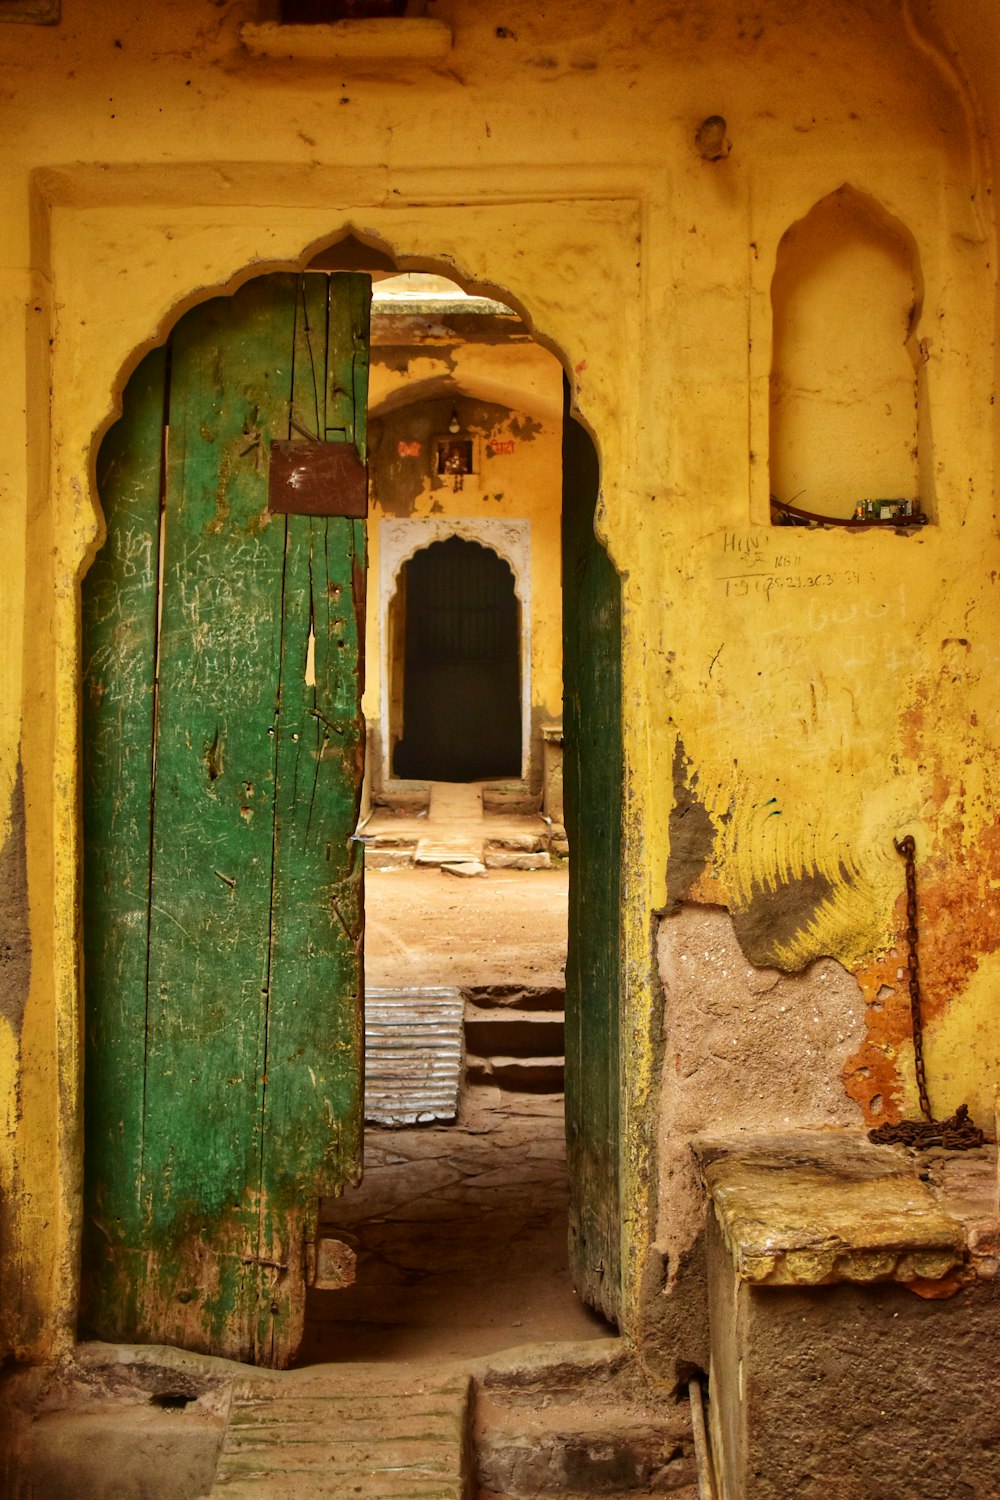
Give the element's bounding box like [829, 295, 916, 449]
[298, 266, 624, 1362]
[393, 536, 521, 782]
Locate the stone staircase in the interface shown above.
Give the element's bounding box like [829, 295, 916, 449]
[464, 984, 566, 1093]
[210, 1366, 473, 1498]
[2, 1341, 701, 1500]
[362, 782, 556, 873]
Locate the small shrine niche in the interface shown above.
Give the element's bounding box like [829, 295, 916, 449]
[435, 436, 475, 491]
[770, 186, 927, 524]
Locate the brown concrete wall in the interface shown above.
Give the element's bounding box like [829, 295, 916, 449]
[706, 1209, 1000, 1499]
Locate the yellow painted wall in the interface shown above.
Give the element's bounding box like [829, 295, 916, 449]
[0, 0, 998, 1361]
[364, 334, 564, 788]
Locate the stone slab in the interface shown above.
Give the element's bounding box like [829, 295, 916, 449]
[365, 846, 415, 870]
[694, 1129, 966, 1286]
[483, 833, 546, 853]
[416, 837, 484, 865]
[211, 1370, 472, 1499]
[484, 851, 552, 870]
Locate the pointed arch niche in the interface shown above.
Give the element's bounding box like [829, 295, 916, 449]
[378, 517, 531, 785]
[769, 186, 930, 521]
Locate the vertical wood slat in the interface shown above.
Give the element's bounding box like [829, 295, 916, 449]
[256, 275, 368, 1361]
[81, 348, 167, 1337]
[140, 274, 299, 1358]
[326, 272, 370, 456]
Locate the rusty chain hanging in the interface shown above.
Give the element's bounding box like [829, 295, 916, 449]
[868, 834, 985, 1152]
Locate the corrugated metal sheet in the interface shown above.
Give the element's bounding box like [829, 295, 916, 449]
[364, 986, 465, 1126]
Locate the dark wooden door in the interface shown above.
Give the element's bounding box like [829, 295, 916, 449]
[394, 536, 521, 782]
[81, 272, 370, 1367]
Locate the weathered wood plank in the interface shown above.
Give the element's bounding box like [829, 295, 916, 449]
[256, 276, 369, 1362]
[139, 275, 299, 1359]
[326, 271, 370, 455]
[82, 272, 370, 1366]
[81, 346, 167, 1339]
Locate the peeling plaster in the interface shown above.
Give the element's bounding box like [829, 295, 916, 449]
[666, 739, 717, 911]
[0, 755, 31, 1043]
[651, 903, 866, 1324]
[731, 865, 850, 969]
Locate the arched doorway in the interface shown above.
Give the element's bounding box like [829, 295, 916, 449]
[392, 536, 521, 782]
[79, 240, 623, 1370]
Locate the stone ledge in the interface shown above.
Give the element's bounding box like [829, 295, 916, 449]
[240, 18, 452, 64]
[693, 1129, 967, 1288]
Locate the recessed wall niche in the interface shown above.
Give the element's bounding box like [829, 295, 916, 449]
[769, 186, 929, 524]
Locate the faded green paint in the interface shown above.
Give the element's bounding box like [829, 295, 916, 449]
[81, 273, 370, 1366]
[561, 389, 622, 1326]
[82, 344, 167, 1348]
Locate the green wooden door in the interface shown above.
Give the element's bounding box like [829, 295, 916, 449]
[562, 385, 623, 1326]
[81, 272, 370, 1367]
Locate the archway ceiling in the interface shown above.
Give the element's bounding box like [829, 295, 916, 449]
[368, 371, 562, 426]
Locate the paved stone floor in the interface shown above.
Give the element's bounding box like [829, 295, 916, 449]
[300, 1087, 614, 1365]
[295, 839, 601, 1365]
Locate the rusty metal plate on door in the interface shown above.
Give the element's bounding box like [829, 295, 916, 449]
[268, 440, 368, 517]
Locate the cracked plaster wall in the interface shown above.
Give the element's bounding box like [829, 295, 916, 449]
[648, 904, 866, 1367]
[1, 0, 999, 1359]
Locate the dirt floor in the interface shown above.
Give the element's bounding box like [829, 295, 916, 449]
[299, 861, 616, 1364]
[362, 863, 570, 991]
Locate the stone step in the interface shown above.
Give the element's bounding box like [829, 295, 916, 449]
[476, 1394, 697, 1498]
[483, 833, 547, 853]
[481, 784, 541, 815]
[415, 836, 485, 866]
[365, 844, 417, 870]
[464, 1009, 565, 1059]
[482, 1490, 699, 1500]
[462, 984, 565, 1013]
[466, 1055, 565, 1092]
[477, 1419, 696, 1496]
[210, 1368, 473, 1499]
[484, 849, 551, 870]
[429, 782, 484, 820]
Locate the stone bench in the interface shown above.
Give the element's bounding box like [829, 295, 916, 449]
[693, 1129, 1000, 1500]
